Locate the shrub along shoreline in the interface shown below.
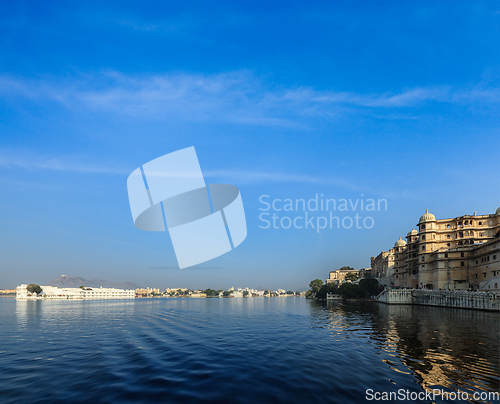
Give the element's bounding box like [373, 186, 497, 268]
[306, 277, 383, 300]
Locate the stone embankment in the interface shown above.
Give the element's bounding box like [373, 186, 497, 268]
[375, 288, 500, 311]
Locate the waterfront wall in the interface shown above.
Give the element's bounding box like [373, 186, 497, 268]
[376, 289, 412, 304]
[376, 289, 500, 311]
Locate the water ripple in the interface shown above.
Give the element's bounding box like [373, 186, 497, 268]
[0, 298, 498, 403]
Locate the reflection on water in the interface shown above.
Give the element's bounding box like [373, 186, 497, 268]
[15, 299, 137, 331]
[0, 298, 498, 404]
[317, 301, 500, 401]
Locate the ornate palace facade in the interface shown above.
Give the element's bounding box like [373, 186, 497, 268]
[371, 208, 500, 292]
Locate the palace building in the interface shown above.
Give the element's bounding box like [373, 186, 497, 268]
[16, 284, 135, 299]
[326, 267, 370, 284]
[371, 208, 500, 292]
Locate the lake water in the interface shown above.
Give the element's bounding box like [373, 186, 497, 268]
[0, 297, 498, 403]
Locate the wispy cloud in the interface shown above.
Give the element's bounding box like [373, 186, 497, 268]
[117, 20, 179, 32]
[0, 153, 128, 174]
[204, 169, 359, 189]
[148, 266, 222, 270]
[0, 152, 360, 189]
[0, 71, 499, 127]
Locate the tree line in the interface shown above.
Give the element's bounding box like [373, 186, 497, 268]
[307, 277, 383, 300]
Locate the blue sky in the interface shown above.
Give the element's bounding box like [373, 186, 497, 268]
[1, 1, 499, 290]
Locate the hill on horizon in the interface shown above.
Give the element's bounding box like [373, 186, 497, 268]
[47, 275, 140, 290]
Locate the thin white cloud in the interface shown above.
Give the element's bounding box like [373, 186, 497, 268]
[0, 71, 498, 127]
[0, 154, 128, 174]
[204, 169, 359, 189]
[0, 152, 359, 189]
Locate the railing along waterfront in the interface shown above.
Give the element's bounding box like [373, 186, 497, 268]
[375, 288, 500, 311]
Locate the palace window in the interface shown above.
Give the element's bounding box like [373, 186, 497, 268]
[458, 241, 463, 246]
[422, 246, 426, 251]
[494, 255, 497, 260]
[461, 252, 464, 257]
[483, 273, 486, 278]
[476, 260, 478, 264]
[465, 220, 468, 225]
[445, 253, 448, 258]
[447, 243, 451, 247]
[461, 261, 465, 267]
[421, 257, 425, 262]
[479, 222, 482, 225]
[459, 232, 463, 237]
[422, 235, 426, 240]
[447, 235, 451, 239]
[421, 224, 426, 230]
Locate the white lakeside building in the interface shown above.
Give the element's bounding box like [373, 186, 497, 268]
[16, 284, 135, 299]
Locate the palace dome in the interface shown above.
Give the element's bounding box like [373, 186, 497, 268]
[496, 207, 500, 216]
[394, 237, 407, 248]
[419, 209, 436, 223]
[406, 229, 418, 236]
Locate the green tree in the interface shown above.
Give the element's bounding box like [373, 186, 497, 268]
[223, 291, 231, 297]
[26, 284, 42, 294]
[316, 283, 339, 299]
[264, 290, 270, 295]
[204, 288, 221, 297]
[286, 291, 294, 295]
[359, 278, 381, 296]
[339, 266, 354, 271]
[344, 272, 359, 282]
[243, 291, 249, 297]
[339, 283, 365, 299]
[309, 279, 324, 293]
[79, 285, 85, 289]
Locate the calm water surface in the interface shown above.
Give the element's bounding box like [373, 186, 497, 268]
[0, 297, 498, 403]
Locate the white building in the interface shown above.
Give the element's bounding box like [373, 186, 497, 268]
[16, 284, 135, 299]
